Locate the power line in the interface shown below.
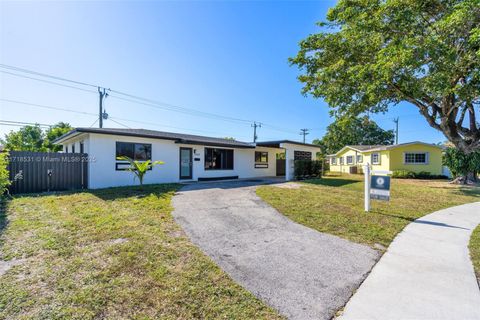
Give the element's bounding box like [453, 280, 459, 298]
[0, 119, 52, 128]
[0, 64, 305, 135]
[109, 94, 253, 125]
[0, 70, 98, 94]
[0, 64, 98, 88]
[0, 98, 98, 117]
[0, 97, 254, 139]
[108, 118, 131, 128]
[0, 64, 254, 125]
[89, 118, 99, 128]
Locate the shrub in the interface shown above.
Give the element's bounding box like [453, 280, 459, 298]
[392, 170, 416, 179]
[294, 160, 322, 179]
[416, 171, 431, 179]
[391, 169, 447, 180]
[0, 152, 10, 195]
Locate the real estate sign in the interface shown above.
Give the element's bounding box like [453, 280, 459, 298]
[370, 175, 391, 201]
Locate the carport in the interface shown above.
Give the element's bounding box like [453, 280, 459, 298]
[256, 140, 321, 181]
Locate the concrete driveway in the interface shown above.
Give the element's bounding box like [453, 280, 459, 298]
[172, 179, 379, 320]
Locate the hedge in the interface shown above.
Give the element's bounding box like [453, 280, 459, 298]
[294, 160, 323, 180]
[391, 170, 447, 180]
[0, 152, 9, 195]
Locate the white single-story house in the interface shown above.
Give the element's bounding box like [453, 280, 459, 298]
[53, 128, 320, 189]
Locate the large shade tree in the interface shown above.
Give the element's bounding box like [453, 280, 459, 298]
[291, 0, 480, 154]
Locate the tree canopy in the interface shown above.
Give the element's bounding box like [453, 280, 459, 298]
[43, 122, 73, 152]
[291, 0, 480, 153]
[313, 116, 395, 155]
[1, 122, 72, 152]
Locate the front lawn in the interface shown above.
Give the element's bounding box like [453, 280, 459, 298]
[470, 225, 480, 283]
[257, 175, 480, 248]
[0, 185, 281, 319]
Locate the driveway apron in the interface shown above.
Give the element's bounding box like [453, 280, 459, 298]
[172, 180, 379, 320]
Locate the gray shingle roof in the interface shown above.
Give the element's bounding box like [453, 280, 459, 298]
[54, 128, 255, 148]
[347, 145, 385, 151]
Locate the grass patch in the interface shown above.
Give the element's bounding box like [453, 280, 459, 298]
[0, 184, 281, 319]
[257, 175, 480, 248]
[470, 225, 480, 283]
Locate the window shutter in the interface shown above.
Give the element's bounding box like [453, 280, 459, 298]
[426, 152, 429, 164]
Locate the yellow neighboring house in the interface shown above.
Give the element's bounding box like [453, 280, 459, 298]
[327, 141, 444, 175]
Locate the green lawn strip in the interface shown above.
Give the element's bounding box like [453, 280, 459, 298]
[0, 185, 282, 320]
[257, 176, 480, 248]
[470, 225, 480, 283]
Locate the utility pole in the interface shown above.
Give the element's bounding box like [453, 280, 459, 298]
[300, 128, 310, 144]
[393, 117, 399, 144]
[252, 122, 261, 143]
[98, 87, 108, 128]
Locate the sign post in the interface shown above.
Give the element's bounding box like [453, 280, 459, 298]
[364, 165, 392, 212]
[364, 163, 370, 212]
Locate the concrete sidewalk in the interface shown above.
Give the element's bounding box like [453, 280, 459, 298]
[172, 180, 379, 320]
[340, 202, 480, 320]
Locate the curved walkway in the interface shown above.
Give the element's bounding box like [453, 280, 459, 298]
[172, 180, 379, 320]
[340, 202, 480, 320]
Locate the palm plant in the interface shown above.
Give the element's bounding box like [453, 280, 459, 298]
[116, 156, 164, 186]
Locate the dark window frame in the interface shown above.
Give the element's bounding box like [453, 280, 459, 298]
[204, 147, 234, 170]
[255, 151, 269, 168]
[115, 141, 152, 171]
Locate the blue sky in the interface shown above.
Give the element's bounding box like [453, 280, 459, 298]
[0, 1, 446, 144]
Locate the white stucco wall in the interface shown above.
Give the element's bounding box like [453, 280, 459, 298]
[58, 133, 320, 188]
[281, 142, 320, 181]
[79, 133, 284, 188]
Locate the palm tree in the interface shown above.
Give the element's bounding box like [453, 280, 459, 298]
[116, 156, 164, 186]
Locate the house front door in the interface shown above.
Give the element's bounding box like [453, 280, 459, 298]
[179, 147, 193, 179]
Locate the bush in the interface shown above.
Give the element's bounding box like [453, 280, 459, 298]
[416, 171, 431, 179]
[391, 169, 447, 180]
[294, 160, 322, 179]
[0, 152, 10, 195]
[392, 170, 416, 179]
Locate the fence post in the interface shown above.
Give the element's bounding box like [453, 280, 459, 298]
[364, 163, 371, 212]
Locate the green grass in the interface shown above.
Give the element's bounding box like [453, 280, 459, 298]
[257, 175, 480, 248]
[470, 225, 480, 283]
[0, 185, 281, 319]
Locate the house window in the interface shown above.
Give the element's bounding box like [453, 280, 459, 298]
[357, 155, 363, 163]
[346, 155, 354, 164]
[294, 151, 312, 160]
[371, 153, 380, 164]
[255, 151, 268, 168]
[404, 152, 428, 164]
[80, 141, 84, 154]
[331, 157, 337, 165]
[205, 148, 234, 170]
[65, 146, 68, 153]
[339, 157, 344, 165]
[116, 142, 152, 170]
[71, 144, 75, 153]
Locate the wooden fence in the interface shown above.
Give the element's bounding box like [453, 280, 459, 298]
[7, 151, 88, 194]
